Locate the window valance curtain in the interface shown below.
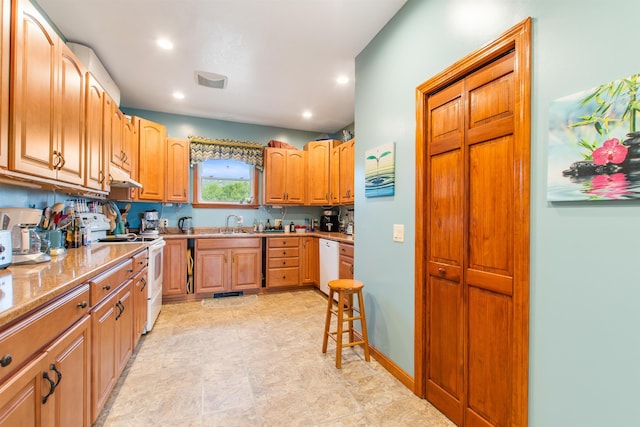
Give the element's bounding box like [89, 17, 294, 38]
[189, 135, 264, 170]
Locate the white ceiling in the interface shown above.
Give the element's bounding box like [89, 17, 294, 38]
[36, 0, 407, 134]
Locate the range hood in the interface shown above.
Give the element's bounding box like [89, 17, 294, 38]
[109, 166, 142, 188]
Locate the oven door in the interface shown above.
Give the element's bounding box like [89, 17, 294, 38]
[146, 239, 166, 332]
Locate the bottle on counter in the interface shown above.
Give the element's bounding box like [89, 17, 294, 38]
[265, 219, 271, 230]
[253, 219, 258, 232]
[290, 221, 295, 232]
[258, 220, 265, 232]
[65, 217, 81, 248]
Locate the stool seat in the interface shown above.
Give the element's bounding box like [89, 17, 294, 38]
[322, 279, 370, 368]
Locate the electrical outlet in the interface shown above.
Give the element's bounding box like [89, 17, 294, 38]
[159, 218, 169, 227]
[237, 215, 243, 224]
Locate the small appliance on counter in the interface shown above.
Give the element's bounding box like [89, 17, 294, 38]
[140, 210, 159, 235]
[320, 210, 340, 232]
[178, 216, 192, 233]
[345, 209, 354, 235]
[0, 229, 12, 269]
[0, 207, 51, 265]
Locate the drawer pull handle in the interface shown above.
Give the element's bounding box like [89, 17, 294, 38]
[438, 267, 445, 275]
[50, 363, 62, 388]
[283, 251, 286, 255]
[42, 372, 56, 404]
[103, 285, 111, 291]
[0, 354, 12, 367]
[282, 261, 286, 265]
[141, 277, 147, 291]
[77, 301, 88, 309]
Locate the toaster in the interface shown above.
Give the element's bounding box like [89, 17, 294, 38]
[0, 230, 12, 269]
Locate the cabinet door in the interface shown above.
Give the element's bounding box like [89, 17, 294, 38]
[137, 117, 166, 201]
[46, 315, 91, 427]
[162, 239, 187, 298]
[110, 107, 124, 170]
[166, 138, 189, 203]
[0, 0, 10, 169]
[10, 0, 58, 179]
[115, 282, 133, 377]
[122, 117, 135, 175]
[0, 353, 48, 427]
[300, 237, 318, 284]
[133, 268, 148, 347]
[263, 148, 287, 204]
[330, 146, 340, 204]
[285, 150, 306, 203]
[306, 141, 332, 205]
[195, 249, 226, 294]
[85, 73, 106, 191]
[230, 249, 261, 291]
[339, 140, 354, 203]
[339, 255, 353, 279]
[90, 292, 117, 422]
[56, 43, 85, 186]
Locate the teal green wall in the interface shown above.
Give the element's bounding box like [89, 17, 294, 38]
[355, 0, 640, 425]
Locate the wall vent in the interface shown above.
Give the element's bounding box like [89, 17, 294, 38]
[194, 71, 227, 89]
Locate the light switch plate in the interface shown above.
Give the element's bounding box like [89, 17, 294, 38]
[393, 224, 404, 242]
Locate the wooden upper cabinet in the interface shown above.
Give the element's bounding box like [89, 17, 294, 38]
[166, 137, 189, 203]
[338, 139, 355, 204]
[56, 43, 85, 186]
[136, 116, 166, 201]
[110, 106, 126, 171]
[263, 147, 306, 205]
[0, 0, 9, 169]
[85, 73, 109, 191]
[122, 116, 136, 176]
[305, 140, 337, 205]
[330, 145, 340, 204]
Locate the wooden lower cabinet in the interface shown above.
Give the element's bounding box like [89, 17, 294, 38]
[45, 315, 91, 427]
[132, 267, 148, 348]
[339, 243, 354, 279]
[162, 239, 188, 299]
[266, 237, 300, 287]
[195, 238, 262, 295]
[300, 237, 318, 285]
[0, 286, 91, 427]
[90, 280, 133, 423]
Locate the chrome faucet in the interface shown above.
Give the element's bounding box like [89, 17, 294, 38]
[224, 214, 240, 233]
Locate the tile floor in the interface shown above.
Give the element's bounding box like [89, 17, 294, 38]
[94, 289, 454, 427]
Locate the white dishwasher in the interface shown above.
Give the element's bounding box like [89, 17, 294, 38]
[319, 239, 340, 297]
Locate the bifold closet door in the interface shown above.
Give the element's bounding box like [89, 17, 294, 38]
[426, 51, 518, 427]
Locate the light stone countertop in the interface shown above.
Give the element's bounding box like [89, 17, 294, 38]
[160, 229, 355, 244]
[0, 242, 147, 327]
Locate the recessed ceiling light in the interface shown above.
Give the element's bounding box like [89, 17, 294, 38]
[173, 91, 185, 100]
[157, 38, 174, 50]
[302, 111, 313, 119]
[336, 75, 349, 85]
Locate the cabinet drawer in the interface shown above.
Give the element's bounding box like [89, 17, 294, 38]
[268, 257, 299, 268]
[267, 248, 299, 258]
[132, 249, 148, 276]
[197, 238, 261, 250]
[267, 268, 300, 287]
[89, 259, 133, 306]
[0, 284, 90, 383]
[268, 237, 299, 248]
[339, 243, 354, 258]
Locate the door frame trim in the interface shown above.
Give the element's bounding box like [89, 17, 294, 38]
[414, 18, 531, 426]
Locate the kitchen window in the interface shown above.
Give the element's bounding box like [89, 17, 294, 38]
[192, 159, 259, 208]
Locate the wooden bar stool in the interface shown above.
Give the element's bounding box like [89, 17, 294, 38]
[322, 279, 370, 368]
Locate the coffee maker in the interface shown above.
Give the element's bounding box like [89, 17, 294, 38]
[320, 210, 339, 232]
[140, 210, 159, 235]
[0, 208, 51, 265]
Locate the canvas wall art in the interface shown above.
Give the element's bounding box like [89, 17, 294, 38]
[547, 73, 640, 201]
[365, 142, 395, 198]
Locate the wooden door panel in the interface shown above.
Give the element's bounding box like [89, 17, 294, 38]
[196, 250, 226, 294]
[429, 151, 463, 267]
[85, 74, 104, 190]
[57, 47, 85, 185]
[427, 276, 463, 405]
[468, 137, 513, 277]
[466, 287, 512, 427]
[286, 150, 306, 203]
[11, 2, 57, 178]
[0, 353, 46, 427]
[231, 249, 260, 290]
[429, 82, 463, 155]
